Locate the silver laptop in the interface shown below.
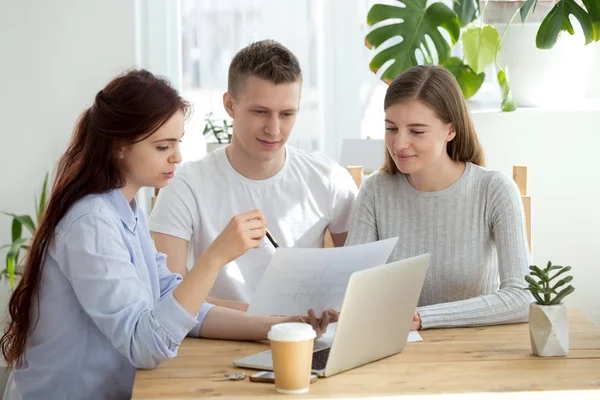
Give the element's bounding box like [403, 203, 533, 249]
[233, 253, 430, 378]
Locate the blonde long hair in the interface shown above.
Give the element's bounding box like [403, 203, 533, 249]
[382, 65, 484, 174]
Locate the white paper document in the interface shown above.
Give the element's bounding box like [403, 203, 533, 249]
[246, 237, 399, 317]
[407, 330, 423, 342]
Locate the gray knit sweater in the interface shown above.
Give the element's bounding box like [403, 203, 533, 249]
[345, 162, 531, 329]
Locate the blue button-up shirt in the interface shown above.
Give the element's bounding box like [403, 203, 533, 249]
[4, 189, 214, 399]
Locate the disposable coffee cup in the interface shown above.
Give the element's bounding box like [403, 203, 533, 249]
[268, 322, 316, 394]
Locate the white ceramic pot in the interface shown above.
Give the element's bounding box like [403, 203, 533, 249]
[485, 0, 596, 107]
[494, 23, 595, 107]
[529, 302, 569, 356]
[206, 142, 228, 153]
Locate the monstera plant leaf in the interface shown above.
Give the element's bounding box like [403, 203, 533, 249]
[521, 0, 599, 48]
[442, 57, 485, 99]
[584, 0, 600, 40]
[365, 0, 461, 83]
[454, 0, 480, 27]
[520, 0, 540, 23]
[537, 0, 595, 48]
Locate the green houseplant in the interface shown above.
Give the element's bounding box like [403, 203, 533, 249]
[366, 0, 598, 110]
[525, 261, 575, 356]
[1, 172, 49, 290]
[365, 0, 517, 111]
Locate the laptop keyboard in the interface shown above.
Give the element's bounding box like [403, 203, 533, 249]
[311, 347, 331, 371]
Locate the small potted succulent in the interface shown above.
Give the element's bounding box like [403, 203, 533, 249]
[525, 261, 574, 356]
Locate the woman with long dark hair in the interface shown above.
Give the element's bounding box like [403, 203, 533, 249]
[1, 69, 334, 399]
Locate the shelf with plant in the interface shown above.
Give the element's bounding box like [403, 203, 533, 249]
[365, 0, 516, 111]
[365, 0, 599, 112]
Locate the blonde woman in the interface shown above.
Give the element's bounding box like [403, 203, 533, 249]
[346, 65, 530, 330]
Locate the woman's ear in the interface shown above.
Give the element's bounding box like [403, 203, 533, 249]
[446, 123, 457, 142]
[118, 145, 129, 160]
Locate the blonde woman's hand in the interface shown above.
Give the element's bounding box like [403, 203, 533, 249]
[411, 311, 421, 331]
[205, 209, 266, 266]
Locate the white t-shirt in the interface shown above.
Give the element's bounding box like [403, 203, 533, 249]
[148, 146, 358, 303]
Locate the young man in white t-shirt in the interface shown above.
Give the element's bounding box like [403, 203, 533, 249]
[149, 40, 357, 323]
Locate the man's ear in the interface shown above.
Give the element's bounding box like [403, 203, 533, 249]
[446, 123, 457, 142]
[223, 91, 235, 118]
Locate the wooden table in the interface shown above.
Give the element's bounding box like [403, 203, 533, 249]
[133, 310, 600, 399]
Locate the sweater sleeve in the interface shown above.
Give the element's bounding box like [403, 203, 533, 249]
[418, 173, 532, 329]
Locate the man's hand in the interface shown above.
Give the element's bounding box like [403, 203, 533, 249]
[205, 210, 266, 265]
[286, 309, 339, 339]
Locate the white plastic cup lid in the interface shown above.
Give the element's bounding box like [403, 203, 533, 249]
[267, 322, 317, 342]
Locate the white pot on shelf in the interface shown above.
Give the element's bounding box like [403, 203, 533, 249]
[485, 1, 596, 107]
[529, 303, 569, 356]
[206, 142, 228, 153]
[495, 24, 595, 107]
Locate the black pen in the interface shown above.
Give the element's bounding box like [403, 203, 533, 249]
[265, 229, 279, 249]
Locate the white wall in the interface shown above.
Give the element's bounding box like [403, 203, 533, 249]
[0, 0, 138, 282]
[318, 0, 368, 162]
[474, 109, 600, 327]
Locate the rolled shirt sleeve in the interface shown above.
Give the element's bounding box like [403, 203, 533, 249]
[154, 250, 214, 337]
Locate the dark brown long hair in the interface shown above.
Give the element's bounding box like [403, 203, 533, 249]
[382, 65, 485, 174]
[1, 69, 190, 365]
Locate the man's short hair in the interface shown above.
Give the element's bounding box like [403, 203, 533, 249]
[228, 39, 302, 96]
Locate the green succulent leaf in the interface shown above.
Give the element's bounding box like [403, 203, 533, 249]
[525, 275, 544, 290]
[530, 291, 544, 304]
[549, 266, 572, 281]
[530, 265, 546, 278]
[549, 285, 575, 305]
[529, 270, 545, 281]
[527, 285, 545, 294]
[551, 276, 573, 291]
